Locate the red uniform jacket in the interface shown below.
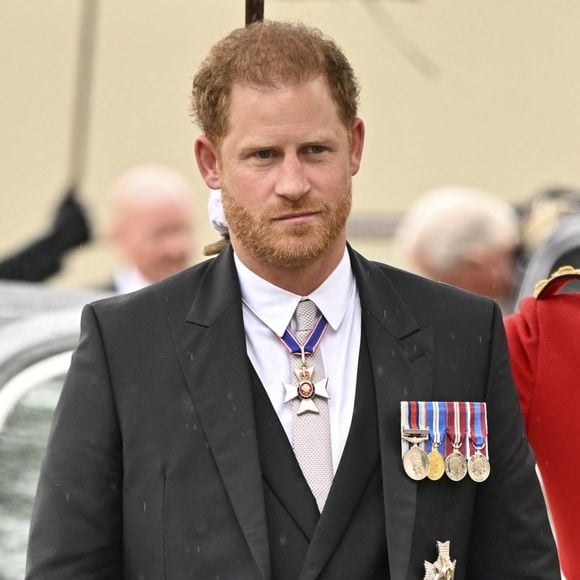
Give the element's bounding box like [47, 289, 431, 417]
[505, 269, 580, 580]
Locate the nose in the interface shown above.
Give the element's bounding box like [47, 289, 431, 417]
[274, 154, 311, 201]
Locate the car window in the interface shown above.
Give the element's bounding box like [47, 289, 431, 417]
[0, 352, 71, 580]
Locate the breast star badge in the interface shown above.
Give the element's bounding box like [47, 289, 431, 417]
[424, 540, 456, 580]
[283, 364, 329, 414]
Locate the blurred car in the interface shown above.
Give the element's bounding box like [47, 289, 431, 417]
[0, 281, 108, 580]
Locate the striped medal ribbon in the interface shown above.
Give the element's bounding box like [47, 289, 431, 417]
[427, 401, 446, 480]
[444, 402, 468, 481]
[467, 402, 490, 482]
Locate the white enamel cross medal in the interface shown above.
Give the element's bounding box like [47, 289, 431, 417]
[283, 350, 329, 415]
[278, 311, 330, 415]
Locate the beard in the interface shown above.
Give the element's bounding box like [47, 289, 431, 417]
[221, 184, 352, 269]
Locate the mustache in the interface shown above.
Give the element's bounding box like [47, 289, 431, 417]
[265, 200, 328, 219]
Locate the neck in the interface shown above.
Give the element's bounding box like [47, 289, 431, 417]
[233, 242, 346, 295]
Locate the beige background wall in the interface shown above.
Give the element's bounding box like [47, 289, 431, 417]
[1, 1, 579, 287]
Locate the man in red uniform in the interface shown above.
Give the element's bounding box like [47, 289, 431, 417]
[505, 266, 580, 579]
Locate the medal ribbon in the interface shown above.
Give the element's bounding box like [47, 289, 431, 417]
[438, 401, 448, 456]
[426, 401, 434, 453]
[409, 401, 419, 433]
[401, 401, 410, 456]
[464, 401, 472, 458]
[468, 402, 488, 458]
[400, 401, 422, 454]
[279, 313, 328, 355]
[410, 402, 427, 451]
[427, 401, 446, 454]
[419, 401, 431, 452]
[446, 401, 467, 452]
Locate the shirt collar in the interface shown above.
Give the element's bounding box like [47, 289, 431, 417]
[234, 248, 355, 336]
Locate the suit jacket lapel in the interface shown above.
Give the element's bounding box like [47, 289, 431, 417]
[169, 246, 271, 580]
[350, 247, 434, 580]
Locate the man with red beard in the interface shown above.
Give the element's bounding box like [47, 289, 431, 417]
[27, 21, 559, 580]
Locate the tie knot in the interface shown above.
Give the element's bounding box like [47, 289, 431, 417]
[294, 299, 319, 333]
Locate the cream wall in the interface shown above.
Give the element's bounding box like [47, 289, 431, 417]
[1, 1, 580, 287]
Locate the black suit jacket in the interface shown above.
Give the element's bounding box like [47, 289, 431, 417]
[26, 245, 559, 579]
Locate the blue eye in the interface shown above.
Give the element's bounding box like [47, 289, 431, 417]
[256, 150, 272, 159]
[308, 145, 326, 154]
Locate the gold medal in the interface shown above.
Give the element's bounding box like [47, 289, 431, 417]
[426, 401, 446, 481]
[468, 450, 491, 482]
[403, 445, 430, 480]
[427, 449, 445, 480]
[444, 450, 467, 481]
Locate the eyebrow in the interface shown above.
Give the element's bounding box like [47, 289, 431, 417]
[238, 132, 340, 154]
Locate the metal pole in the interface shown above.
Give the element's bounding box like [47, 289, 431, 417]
[245, 0, 264, 26]
[67, 0, 99, 193]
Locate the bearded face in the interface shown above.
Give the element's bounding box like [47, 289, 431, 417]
[201, 77, 363, 276]
[221, 181, 352, 269]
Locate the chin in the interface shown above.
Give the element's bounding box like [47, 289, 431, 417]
[261, 238, 333, 269]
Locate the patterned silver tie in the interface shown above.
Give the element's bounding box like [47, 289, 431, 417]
[289, 299, 333, 512]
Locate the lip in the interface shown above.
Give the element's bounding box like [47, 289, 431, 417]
[273, 211, 320, 224]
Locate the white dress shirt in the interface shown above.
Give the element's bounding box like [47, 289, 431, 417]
[234, 249, 361, 473]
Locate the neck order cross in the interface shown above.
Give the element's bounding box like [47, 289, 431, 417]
[279, 301, 330, 414]
[279, 299, 333, 512]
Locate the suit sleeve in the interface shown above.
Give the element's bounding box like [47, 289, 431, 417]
[26, 304, 123, 579]
[503, 298, 539, 430]
[468, 303, 559, 578]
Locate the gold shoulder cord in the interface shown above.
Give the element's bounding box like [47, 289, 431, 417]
[533, 265, 580, 299]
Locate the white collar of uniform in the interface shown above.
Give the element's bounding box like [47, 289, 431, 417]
[234, 248, 355, 337]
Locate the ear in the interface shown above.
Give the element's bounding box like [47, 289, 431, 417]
[349, 118, 365, 176]
[194, 136, 222, 189]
